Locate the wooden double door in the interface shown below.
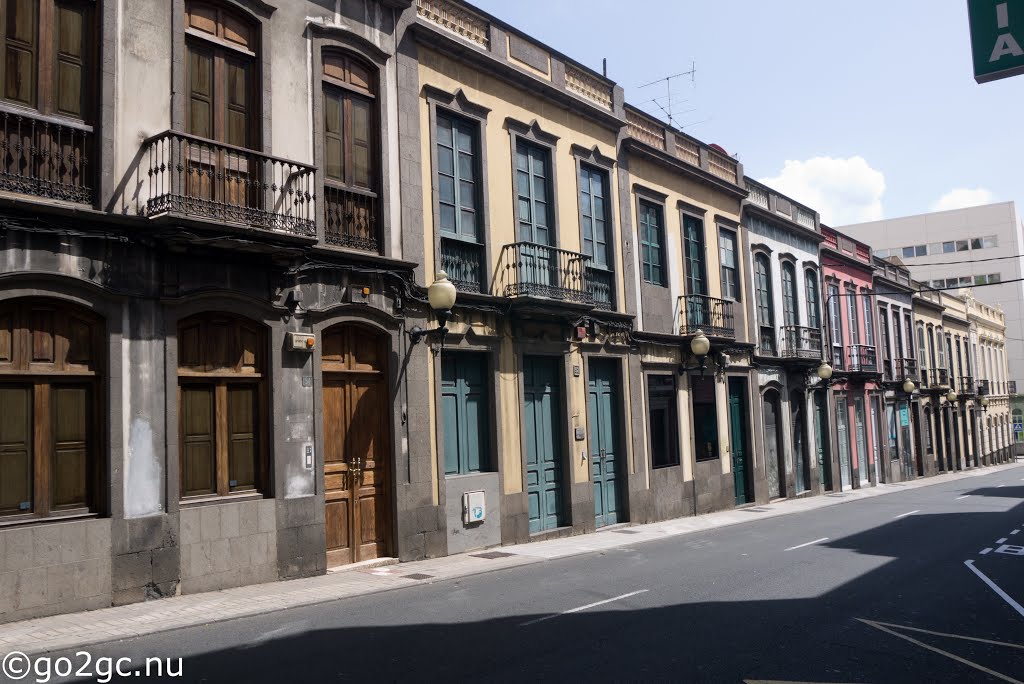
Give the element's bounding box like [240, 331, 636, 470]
[322, 325, 391, 567]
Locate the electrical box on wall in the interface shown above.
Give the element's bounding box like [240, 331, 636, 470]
[349, 285, 372, 304]
[462, 490, 486, 524]
[286, 332, 316, 352]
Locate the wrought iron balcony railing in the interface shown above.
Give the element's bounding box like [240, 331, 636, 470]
[780, 325, 822, 359]
[325, 184, 379, 251]
[142, 130, 315, 237]
[759, 327, 778, 356]
[978, 379, 990, 396]
[847, 344, 877, 372]
[831, 344, 845, 371]
[934, 367, 950, 387]
[679, 295, 735, 337]
[439, 237, 484, 293]
[589, 268, 614, 311]
[896, 358, 919, 381]
[0, 106, 92, 204]
[497, 242, 592, 304]
[960, 376, 976, 394]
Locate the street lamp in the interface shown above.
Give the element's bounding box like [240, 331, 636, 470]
[686, 329, 711, 377]
[409, 272, 457, 345]
[902, 378, 916, 394]
[947, 388, 958, 403]
[816, 361, 833, 381]
[980, 395, 990, 413]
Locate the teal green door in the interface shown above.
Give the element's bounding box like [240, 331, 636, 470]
[524, 356, 564, 533]
[728, 378, 751, 505]
[589, 359, 622, 527]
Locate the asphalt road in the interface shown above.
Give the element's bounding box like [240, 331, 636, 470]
[43, 465, 1024, 683]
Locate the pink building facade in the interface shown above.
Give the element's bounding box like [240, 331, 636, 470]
[821, 227, 883, 489]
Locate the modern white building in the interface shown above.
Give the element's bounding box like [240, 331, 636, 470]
[839, 202, 1024, 393]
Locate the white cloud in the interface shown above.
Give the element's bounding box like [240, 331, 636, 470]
[760, 156, 886, 226]
[931, 188, 995, 212]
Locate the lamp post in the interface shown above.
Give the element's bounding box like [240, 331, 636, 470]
[816, 361, 833, 382]
[947, 388, 958, 403]
[902, 378, 916, 394]
[409, 272, 457, 345]
[980, 395, 990, 413]
[688, 329, 711, 377]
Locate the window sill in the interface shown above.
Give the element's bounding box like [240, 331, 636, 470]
[179, 492, 268, 509]
[444, 471, 497, 480]
[0, 511, 101, 529]
[652, 463, 681, 470]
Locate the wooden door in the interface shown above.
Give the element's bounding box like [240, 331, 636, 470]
[854, 397, 868, 485]
[814, 391, 832, 490]
[792, 391, 808, 493]
[322, 325, 390, 567]
[728, 378, 751, 505]
[836, 396, 852, 490]
[588, 359, 622, 528]
[524, 356, 564, 533]
[764, 392, 783, 499]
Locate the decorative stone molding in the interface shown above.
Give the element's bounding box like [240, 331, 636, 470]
[564, 64, 613, 111]
[416, 0, 490, 49]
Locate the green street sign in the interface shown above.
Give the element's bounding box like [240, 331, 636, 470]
[969, 0, 1024, 83]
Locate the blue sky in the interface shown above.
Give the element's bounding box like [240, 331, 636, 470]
[471, 0, 1024, 225]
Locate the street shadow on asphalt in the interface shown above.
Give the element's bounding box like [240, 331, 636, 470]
[116, 501, 1024, 684]
[964, 486, 1024, 499]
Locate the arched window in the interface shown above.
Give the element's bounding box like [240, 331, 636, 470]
[0, 298, 104, 519]
[804, 269, 820, 330]
[754, 253, 775, 355]
[781, 262, 798, 327]
[178, 312, 267, 498]
[321, 50, 379, 251]
[185, 1, 259, 148]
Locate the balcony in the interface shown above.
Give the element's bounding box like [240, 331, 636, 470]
[847, 344, 878, 372]
[780, 325, 822, 360]
[978, 379, 990, 396]
[679, 295, 735, 338]
[831, 344, 845, 371]
[325, 184, 379, 252]
[142, 130, 315, 238]
[0, 106, 92, 204]
[960, 376, 976, 394]
[895, 358, 919, 382]
[497, 242, 593, 305]
[439, 237, 484, 293]
[589, 268, 614, 311]
[934, 368, 950, 387]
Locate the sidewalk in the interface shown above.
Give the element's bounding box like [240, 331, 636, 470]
[2, 462, 1020, 657]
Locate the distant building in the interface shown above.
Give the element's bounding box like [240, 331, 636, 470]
[839, 202, 1024, 393]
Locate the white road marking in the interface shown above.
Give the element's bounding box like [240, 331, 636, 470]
[964, 560, 1024, 619]
[1012, 530, 1020, 535]
[862, 619, 1024, 649]
[957, 495, 971, 500]
[784, 537, 829, 551]
[518, 590, 649, 627]
[998, 484, 1007, 488]
[894, 510, 920, 519]
[997, 538, 1008, 544]
[981, 548, 993, 555]
[858, 618, 1023, 683]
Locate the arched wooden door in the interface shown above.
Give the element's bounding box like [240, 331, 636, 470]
[321, 324, 391, 566]
[764, 390, 784, 499]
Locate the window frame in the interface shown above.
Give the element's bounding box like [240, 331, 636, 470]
[638, 198, 667, 286]
[508, 117, 560, 248]
[780, 260, 799, 327]
[754, 252, 775, 355]
[719, 227, 739, 301]
[681, 210, 707, 297]
[177, 312, 269, 501]
[647, 374, 679, 468]
[0, 298, 105, 522]
[804, 268, 820, 330]
[0, 0, 97, 123]
[573, 145, 618, 310]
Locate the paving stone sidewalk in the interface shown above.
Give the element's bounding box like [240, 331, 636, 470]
[2, 462, 1020, 658]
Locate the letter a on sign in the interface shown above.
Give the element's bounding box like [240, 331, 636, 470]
[969, 0, 1024, 83]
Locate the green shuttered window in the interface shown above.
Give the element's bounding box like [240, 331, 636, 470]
[441, 353, 490, 476]
[639, 200, 665, 285]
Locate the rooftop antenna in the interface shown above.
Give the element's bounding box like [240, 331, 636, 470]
[637, 61, 696, 128]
